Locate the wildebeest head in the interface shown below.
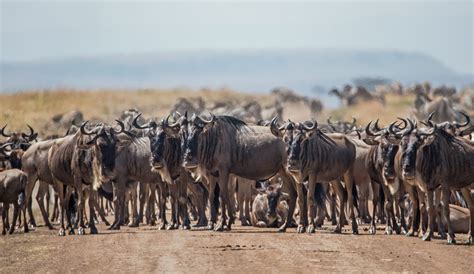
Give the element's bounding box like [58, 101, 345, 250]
[286, 120, 318, 172]
[80, 120, 130, 181]
[364, 120, 401, 180]
[182, 113, 217, 169]
[259, 181, 286, 220]
[0, 124, 38, 151]
[388, 118, 436, 180]
[269, 117, 295, 154]
[422, 111, 470, 137]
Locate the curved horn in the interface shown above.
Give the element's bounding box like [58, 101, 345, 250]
[327, 116, 334, 125]
[388, 121, 402, 138]
[165, 115, 180, 128]
[80, 121, 96, 135]
[0, 124, 11, 138]
[199, 113, 216, 124]
[426, 112, 435, 126]
[351, 116, 357, 125]
[301, 120, 317, 131]
[373, 119, 382, 131]
[402, 118, 415, 136]
[23, 124, 35, 138]
[365, 121, 381, 137]
[132, 113, 150, 129]
[113, 120, 126, 134]
[453, 111, 470, 128]
[396, 117, 408, 130]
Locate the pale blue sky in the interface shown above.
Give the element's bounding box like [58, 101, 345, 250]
[1, 1, 472, 74]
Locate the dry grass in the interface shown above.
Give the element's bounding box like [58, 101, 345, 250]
[327, 93, 415, 127]
[0, 88, 414, 135]
[0, 88, 273, 135]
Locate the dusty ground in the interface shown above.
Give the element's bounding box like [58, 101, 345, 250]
[0, 220, 472, 273]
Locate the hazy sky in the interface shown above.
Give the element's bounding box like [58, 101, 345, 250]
[1, 1, 473, 74]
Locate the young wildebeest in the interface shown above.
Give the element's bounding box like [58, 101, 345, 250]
[182, 114, 300, 232]
[0, 169, 28, 235]
[276, 120, 357, 234]
[251, 181, 289, 228]
[391, 119, 474, 244]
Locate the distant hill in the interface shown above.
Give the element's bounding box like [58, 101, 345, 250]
[1, 49, 472, 106]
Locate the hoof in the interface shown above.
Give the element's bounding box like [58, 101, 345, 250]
[385, 226, 393, 235]
[68, 229, 75, 235]
[207, 223, 215, 231]
[23, 226, 29, 233]
[104, 221, 111, 226]
[331, 220, 337, 226]
[214, 225, 224, 232]
[8, 228, 15, 235]
[90, 227, 98, 234]
[307, 225, 316, 234]
[181, 224, 191, 230]
[368, 225, 376, 235]
[128, 223, 139, 228]
[78, 227, 85, 235]
[422, 233, 431, 242]
[277, 225, 286, 233]
[406, 230, 415, 237]
[465, 236, 472, 245]
[333, 226, 342, 234]
[296, 225, 305, 233]
[158, 223, 167, 230]
[58, 228, 66, 236]
[447, 235, 456, 244]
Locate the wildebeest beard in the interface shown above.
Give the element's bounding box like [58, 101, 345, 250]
[382, 144, 399, 179]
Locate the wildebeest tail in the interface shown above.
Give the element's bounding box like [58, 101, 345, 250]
[352, 182, 359, 211]
[17, 190, 25, 207]
[98, 186, 114, 201]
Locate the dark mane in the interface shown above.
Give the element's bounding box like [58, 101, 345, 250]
[216, 115, 248, 131]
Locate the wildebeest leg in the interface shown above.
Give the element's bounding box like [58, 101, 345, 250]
[188, 182, 208, 227]
[179, 179, 191, 230]
[137, 182, 147, 225]
[306, 174, 318, 234]
[434, 188, 446, 239]
[36, 181, 54, 229]
[64, 187, 76, 235]
[55, 182, 67, 236]
[405, 185, 419, 237]
[460, 187, 473, 244]
[51, 191, 59, 222]
[2, 205, 7, 235]
[215, 172, 233, 231]
[278, 172, 297, 232]
[146, 183, 157, 226]
[332, 180, 347, 233]
[167, 183, 179, 230]
[329, 186, 337, 225]
[110, 179, 125, 230]
[237, 181, 246, 226]
[382, 186, 399, 235]
[88, 185, 98, 234]
[22, 173, 38, 228]
[157, 182, 168, 230]
[128, 182, 139, 227]
[4, 204, 10, 231]
[417, 189, 428, 237]
[245, 191, 252, 226]
[27, 197, 36, 227]
[8, 204, 20, 234]
[369, 181, 379, 235]
[45, 184, 50, 219]
[344, 173, 358, 235]
[422, 190, 435, 241]
[92, 190, 110, 226]
[441, 187, 455, 244]
[207, 178, 218, 230]
[73, 177, 85, 235]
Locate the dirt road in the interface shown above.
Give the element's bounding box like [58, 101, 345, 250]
[0, 222, 472, 273]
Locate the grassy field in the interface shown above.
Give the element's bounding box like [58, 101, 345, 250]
[0, 88, 414, 136]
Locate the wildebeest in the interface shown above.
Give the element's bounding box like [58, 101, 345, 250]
[251, 181, 289, 228]
[0, 169, 28, 235]
[133, 114, 196, 229]
[276, 119, 357, 234]
[390, 119, 474, 244]
[182, 114, 299, 232]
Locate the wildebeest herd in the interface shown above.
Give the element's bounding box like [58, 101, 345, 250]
[0, 88, 473, 247]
